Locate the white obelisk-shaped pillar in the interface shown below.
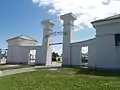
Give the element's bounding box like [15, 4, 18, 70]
[40, 19, 54, 65]
[60, 13, 77, 66]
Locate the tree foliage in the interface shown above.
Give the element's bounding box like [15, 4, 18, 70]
[52, 52, 60, 61]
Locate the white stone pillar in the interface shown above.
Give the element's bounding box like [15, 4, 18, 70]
[36, 19, 54, 65]
[60, 13, 77, 66]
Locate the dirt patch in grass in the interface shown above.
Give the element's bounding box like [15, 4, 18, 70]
[0, 65, 34, 70]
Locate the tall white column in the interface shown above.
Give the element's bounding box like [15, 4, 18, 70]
[36, 19, 54, 65]
[60, 13, 77, 66]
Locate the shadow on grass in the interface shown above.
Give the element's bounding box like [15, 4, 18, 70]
[59, 66, 120, 77]
[75, 68, 120, 77]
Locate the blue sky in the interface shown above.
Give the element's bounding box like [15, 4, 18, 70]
[0, 0, 96, 53]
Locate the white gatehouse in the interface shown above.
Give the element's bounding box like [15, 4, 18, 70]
[5, 13, 120, 70]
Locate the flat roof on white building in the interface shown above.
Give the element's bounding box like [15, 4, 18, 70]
[92, 14, 120, 23]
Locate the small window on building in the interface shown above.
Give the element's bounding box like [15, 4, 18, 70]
[115, 34, 120, 46]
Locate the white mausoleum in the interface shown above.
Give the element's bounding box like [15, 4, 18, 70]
[6, 13, 120, 70]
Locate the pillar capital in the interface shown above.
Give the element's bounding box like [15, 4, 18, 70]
[60, 13, 77, 24]
[41, 19, 55, 30]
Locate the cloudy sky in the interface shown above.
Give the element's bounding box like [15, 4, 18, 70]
[0, 0, 120, 54]
[32, 0, 120, 30]
[32, 0, 120, 54]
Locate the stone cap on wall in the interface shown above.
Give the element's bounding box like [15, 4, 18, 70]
[6, 35, 38, 42]
[91, 14, 120, 25]
[41, 19, 54, 26]
[60, 13, 77, 21]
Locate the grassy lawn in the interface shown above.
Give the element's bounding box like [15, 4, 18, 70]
[0, 67, 120, 90]
[0, 65, 34, 70]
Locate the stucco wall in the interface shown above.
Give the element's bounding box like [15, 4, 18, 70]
[7, 46, 26, 64]
[93, 20, 120, 69]
[22, 46, 43, 65]
[95, 34, 117, 69]
[115, 46, 120, 68]
[88, 41, 96, 68]
[70, 44, 81, 66]
[35, 46, 46, 65]
[7, 46, 43, 64]
[70, 39, 96, 67]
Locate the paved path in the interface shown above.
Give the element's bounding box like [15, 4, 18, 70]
[0, 65, 60, 77]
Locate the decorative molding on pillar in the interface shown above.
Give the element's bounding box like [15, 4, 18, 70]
[41, 19, 55, 32]
[41, 19, 54, 26]
[60, 13, 77, 21]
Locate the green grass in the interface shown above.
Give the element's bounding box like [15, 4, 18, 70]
[0, 65, 34, 70]
[0, 67, 120, 90]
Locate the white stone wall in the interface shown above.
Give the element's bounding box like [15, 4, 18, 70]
[35, 46, 44, 65]
[93, 19, 120, 69]
[7, 45, 43, 64]
[88, 41, 96, 68]
[95, 34, 117, 69]
[115, 46, 120, 69]
[70, 44, 81, 66]
[21, 46, 43, 65]
[70, 39, 96, 67]
[7, 46, 25, 64]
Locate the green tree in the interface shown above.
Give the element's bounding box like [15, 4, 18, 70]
[52, 52, 59, 61]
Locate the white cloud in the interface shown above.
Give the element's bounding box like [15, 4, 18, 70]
[32, 0, 120, 30]
[52, 47, 62, 55]
[52, 45, 62, 55]
[82, 47, 88, 54]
